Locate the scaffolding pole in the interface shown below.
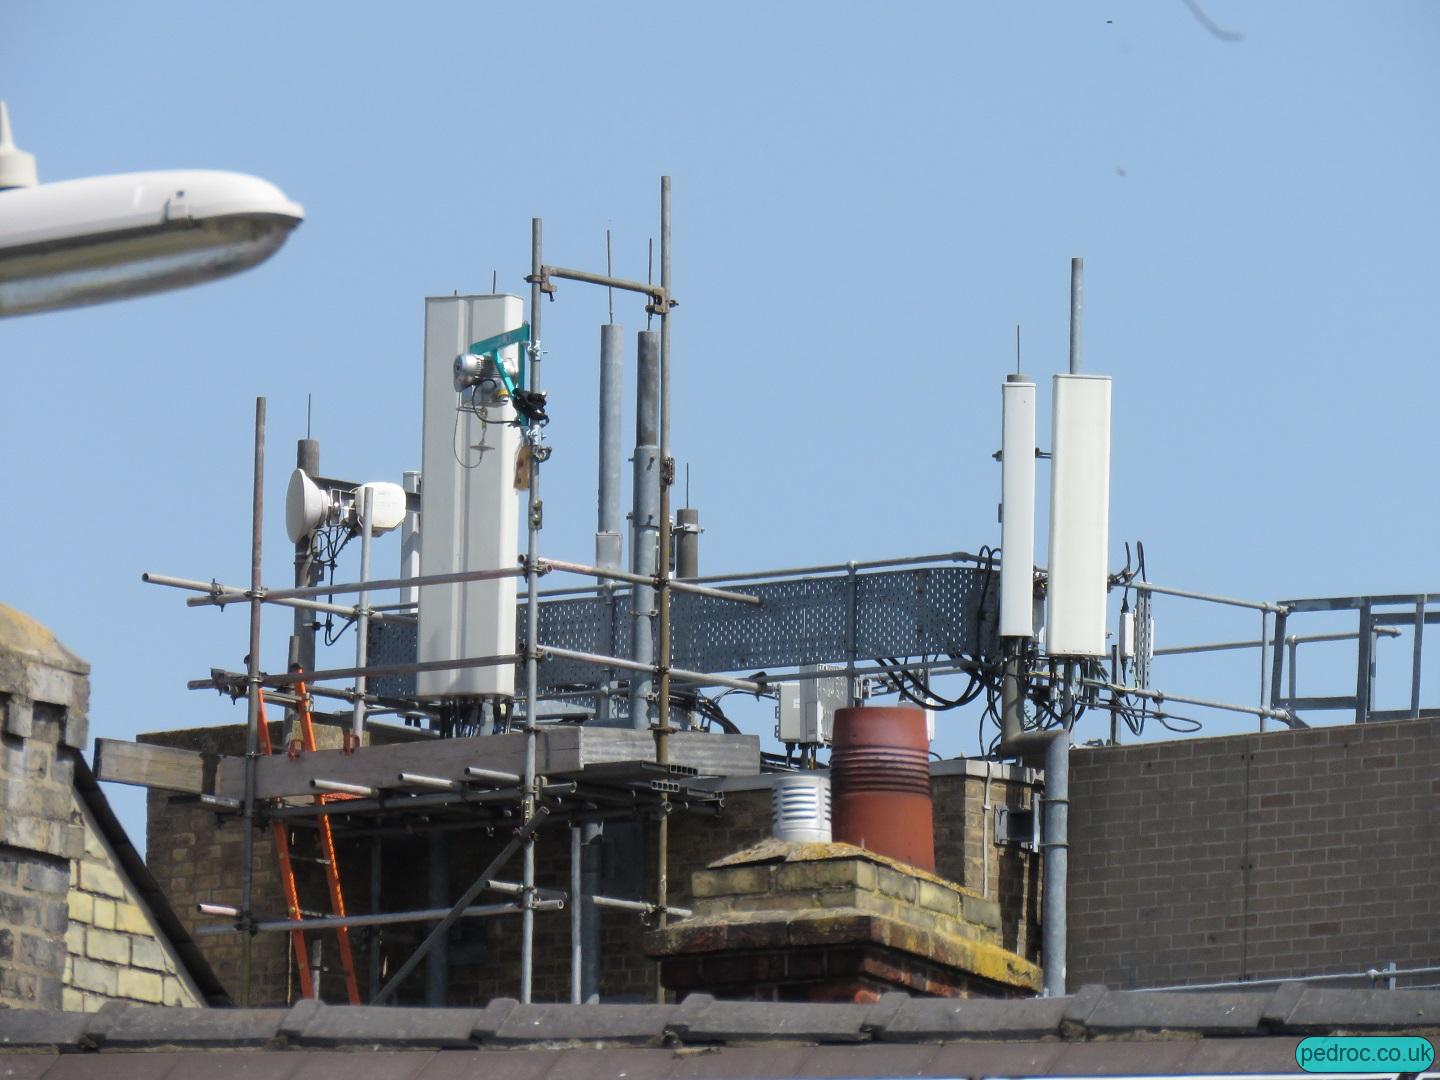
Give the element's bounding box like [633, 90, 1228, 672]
[238, 397, 266, 1006]
[655, 175, 674, 1002]
[520, 216, 544, 1004]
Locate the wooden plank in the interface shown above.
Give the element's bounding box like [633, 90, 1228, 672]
[216, 728, 585, 801]
[93, 738, 218, 794]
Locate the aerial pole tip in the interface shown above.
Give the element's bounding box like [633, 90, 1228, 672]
[0, 100, 38, 190]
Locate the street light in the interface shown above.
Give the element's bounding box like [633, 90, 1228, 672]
[0, 101, 303, 318]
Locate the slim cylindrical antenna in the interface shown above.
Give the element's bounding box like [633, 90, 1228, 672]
[1069, 258, 1083, 375]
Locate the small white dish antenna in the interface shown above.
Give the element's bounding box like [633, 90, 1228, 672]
[286, 469, 332, 544]
[354, 481, 407, 535]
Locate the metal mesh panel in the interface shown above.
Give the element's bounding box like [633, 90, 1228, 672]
[367, 620, 419, 699]
[1134, 589, 1153, 689]
[368, 565, 998, 699]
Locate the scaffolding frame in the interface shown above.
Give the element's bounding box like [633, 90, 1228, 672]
[132, 183, 1440, 1009]
[142, 180, 756, 1007]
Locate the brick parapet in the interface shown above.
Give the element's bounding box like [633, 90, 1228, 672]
[1068, 716, 1440, 989]
[0, 605, 89, 1010]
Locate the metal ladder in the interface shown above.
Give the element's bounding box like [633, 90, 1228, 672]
[257, 683, 361, 1004]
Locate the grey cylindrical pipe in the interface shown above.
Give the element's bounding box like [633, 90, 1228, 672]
[425, 832, 448, 1005]
[597, 324, 625, 568]
[1069, 257, 1083, 375]
[352, 487, 373, 745]
[580, 822, 601, 1001]
[294, 438, 320, 677]
[675, 507, 699, 579]
[1043, 721, 1070, 997]
[629, 330, 660, 729]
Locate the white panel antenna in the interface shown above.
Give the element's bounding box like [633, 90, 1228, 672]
[417, 295, 522, 700]
[999, 375, 1037, 639]
[1046, 373, 1112, 658]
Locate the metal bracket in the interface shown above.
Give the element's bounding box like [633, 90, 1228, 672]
[523, 273, 557, 297]
[994, 806, 1039, 852]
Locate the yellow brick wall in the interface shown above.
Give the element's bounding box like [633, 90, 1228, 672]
[62, 791, 203, 1011]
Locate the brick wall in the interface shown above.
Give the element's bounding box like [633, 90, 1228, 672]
[141, 719, 348, 1004]
[140, 728, 1039, 1006]
[1069, 716, 1440, 989]
[63, 790, 204, 1010]
[1, 605, 89, 1010]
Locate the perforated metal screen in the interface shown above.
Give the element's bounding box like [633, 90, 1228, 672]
[369, 565, 998, 699]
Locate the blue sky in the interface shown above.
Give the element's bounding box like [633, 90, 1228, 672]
[3, 1, 1437, 843]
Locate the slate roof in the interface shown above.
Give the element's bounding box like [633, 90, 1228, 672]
[2, 986, 1438, 1078]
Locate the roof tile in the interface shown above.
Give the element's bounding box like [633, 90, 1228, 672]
[874, 995, 1067, 1041]
[0, 1010, 89, 1051]
[492, 1003, 674, 1045]
[669, 1000, 870, 1043]
[290, 1004, 483, 1048]
[88, 1004, 285, 1048]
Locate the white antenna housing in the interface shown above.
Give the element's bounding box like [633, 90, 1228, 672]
[999, 375, 1036, 639]
[417, 295, 522, 700]
[0, 102, 38, 190]
[285, 468, 332, 544]
[1046, 373, 1112, 658]
[353, 481, 407, 535]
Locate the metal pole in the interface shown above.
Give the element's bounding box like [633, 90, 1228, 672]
[1296, 633, 1307, 720]
[569, 824, 582, 1004]
[372, 809, 547, 1004]
[294, 439, 321, 677]
[1131, 580, 1285, 614]
[520, 216, 544, 1004]
[198, 901, 543, 936]
[1410, 597, 1426, 719]
[368, 837, 381, 1001]
[845, 562, 858, 704]
[239, 397, 266, 1006]
[1258, 610, 1269, 733]
[176, 563, 527, 606]
[1069, 257, 1083, 374]
[352, 487, 374, 747]
[580, 823, 600, 1002]
[1356, 599, 1374, 723]
[598, 322, 625, 726]
[655, 175, 674, 1002]
[1045, 254, 1081, 998]
[598, 323, 625, 566]
[630, 329, 660, 728]
[1043, 668, 1071, 997]
[425, 832, 448, 1005]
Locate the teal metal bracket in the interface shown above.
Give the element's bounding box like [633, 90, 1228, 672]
[465, 322, 531, 399]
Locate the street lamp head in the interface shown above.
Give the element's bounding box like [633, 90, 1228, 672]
[0, 101, 304, 318]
